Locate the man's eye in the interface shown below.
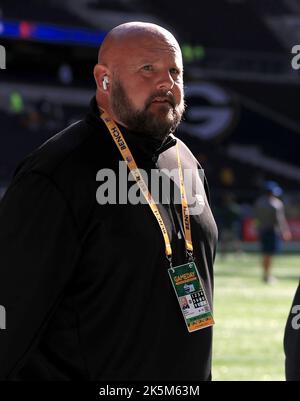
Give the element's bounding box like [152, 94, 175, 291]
[142, 65, 153, 71]
[170, 68, 179, 75]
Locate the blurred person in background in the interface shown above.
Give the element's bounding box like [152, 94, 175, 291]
[0, 22, 217, 381]
[284, 280, 300, 380]
[215, 192, 242, 259]
[254, 181, 291, 283]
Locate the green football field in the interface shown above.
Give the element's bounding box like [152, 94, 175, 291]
[212, 252, 300, 381]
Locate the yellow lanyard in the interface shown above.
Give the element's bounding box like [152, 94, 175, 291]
[100, 111, 194, 263]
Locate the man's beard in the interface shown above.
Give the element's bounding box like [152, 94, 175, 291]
[110, 79, 185, 140]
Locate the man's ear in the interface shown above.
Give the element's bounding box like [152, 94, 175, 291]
[94, 64, 109, 92]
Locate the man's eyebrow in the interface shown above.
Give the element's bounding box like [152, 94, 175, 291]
[135, 58, 182, 68]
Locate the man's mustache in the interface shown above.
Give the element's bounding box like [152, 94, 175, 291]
[145, 91, 176, 109]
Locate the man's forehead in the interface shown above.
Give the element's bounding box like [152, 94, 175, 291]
[129, 44, 181, 58]
[120, 38, 182, 64]
[122, 33, 180, 51]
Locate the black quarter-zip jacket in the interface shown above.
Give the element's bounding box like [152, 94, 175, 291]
[0, 97, 218, 380]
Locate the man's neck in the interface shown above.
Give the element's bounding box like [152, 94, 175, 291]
[96, 103, 128, 129]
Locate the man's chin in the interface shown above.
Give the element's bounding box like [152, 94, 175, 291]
[149, 102, 173, 115]
[148, 105, 175, 122]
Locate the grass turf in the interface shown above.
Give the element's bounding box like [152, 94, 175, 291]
[212, 252, 300, 381]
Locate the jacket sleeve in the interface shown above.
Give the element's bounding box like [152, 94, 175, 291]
[0, 171, 81, 379]
[284, 280, 300, 380]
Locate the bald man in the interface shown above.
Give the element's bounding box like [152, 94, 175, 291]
[0, 22, 217, 381]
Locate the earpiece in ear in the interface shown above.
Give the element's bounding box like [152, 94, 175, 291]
[102, 75, 109, 91]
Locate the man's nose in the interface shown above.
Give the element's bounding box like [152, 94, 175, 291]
[156, 71, 175, 90]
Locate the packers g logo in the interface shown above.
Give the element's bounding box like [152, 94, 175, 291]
[179, 82, 238, 142]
